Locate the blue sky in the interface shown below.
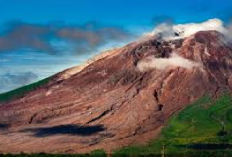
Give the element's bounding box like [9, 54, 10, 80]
[0, 0, 231, 25]
[0, 0, 232, 93]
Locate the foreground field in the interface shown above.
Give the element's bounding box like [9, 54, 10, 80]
[0, 150, 106, 157]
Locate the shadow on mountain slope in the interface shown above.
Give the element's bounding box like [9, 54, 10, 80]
[22, 124, 105, 137]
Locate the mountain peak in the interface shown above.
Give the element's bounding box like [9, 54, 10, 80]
[0, 30, 232, 153]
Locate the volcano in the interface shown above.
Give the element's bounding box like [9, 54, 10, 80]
[0, 30, 232, 154]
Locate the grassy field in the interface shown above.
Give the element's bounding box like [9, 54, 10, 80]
[113, 95, 232, 157]
[0, 77, 50, 103]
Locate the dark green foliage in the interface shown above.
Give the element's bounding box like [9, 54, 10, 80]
[89, 150, 107, 157]
[0, 150, 107, 157]
[0, 77, 50, 103]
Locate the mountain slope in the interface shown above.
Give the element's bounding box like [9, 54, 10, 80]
[0, 30, 232, 154]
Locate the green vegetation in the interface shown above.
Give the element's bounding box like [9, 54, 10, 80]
[0, 77, 50, 103]
[0, 150, 107, 157]
[113, 95, 232, 157]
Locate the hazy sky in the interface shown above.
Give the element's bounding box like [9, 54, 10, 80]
[0, 0, 232, 93]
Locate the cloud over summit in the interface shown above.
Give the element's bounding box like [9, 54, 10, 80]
[145, 18, 227, 40]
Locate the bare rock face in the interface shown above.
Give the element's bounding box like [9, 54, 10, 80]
[0, 31, 232, 153]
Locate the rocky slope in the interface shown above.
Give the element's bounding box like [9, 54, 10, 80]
[0, 30, 232, 154]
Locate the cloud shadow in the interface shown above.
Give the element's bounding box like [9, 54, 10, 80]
[21, 124, 105, 137]
[0, 123, 9, 130]
[178, 143, 232, 150]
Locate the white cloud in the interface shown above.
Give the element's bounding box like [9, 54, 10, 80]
[137, 53, 201, 72]
[145, 18, 226, 40]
